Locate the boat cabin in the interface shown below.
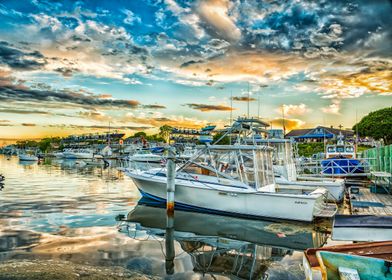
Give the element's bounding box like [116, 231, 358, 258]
[179, 145, 276, 191]
[325, 144, 356, 159]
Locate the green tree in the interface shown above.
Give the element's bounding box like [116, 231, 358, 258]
[133, 131, 147, 138]
[38, 138, 52, 153]
[159, 125, 173, 143]
[353, 107, 392, 145]
[212, 132, 230, 145]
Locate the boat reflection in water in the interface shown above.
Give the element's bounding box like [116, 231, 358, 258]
[119, 198, 329, 279]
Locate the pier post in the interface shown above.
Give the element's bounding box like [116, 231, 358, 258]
[165, 147, 176, 275]
[166, 147, 176, 215]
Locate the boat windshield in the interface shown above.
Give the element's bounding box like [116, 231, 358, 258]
[336, 146, 345, 153]
[327, 147, 335, 153]
[345, 146, 354, 153]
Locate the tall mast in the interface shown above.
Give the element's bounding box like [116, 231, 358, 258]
[108, 121, 111, 146]
[247, 82, 250, 118]
[282, 105, 286, 136]
[257, 90, 260, 119]
[355, 109, 359, 154]
[230, 90, 233, 125]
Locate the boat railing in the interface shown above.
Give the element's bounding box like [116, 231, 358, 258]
[297, 157, 376, 177]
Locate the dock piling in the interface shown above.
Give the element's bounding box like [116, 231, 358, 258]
[165, 147, 176, 274]
[166, 147, 176, 215]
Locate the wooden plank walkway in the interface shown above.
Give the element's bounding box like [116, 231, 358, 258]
[350, 187, 392, 216]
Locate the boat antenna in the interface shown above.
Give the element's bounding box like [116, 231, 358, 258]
[355, 109, 358, 154]
[247, 82, 250, 118]
[108, 121, 111, 146]
[258, 84, 267, 119]
[257, 89, 260, 119]
[230, 90, 233, 125]
[282, 105, 286, 136]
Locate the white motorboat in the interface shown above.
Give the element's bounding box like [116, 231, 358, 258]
[63, 149, 94, 159]
[125, 145, 337, 222]
[128, 149, 162, 163]
[18, 153, 38, 161]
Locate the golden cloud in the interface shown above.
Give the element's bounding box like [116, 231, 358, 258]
[231, 96, 257, 102]
[185, 103, 234, 112]
[276, 103, 310, 116]
[177, 51, 308, 83]
[270, 117, 305, 131]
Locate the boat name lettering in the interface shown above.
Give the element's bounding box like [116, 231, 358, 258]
[294, 201, 307, 204]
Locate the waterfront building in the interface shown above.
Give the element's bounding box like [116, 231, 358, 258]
[285, 126, 354, 143]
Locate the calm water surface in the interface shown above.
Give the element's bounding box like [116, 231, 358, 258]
[0, 155, 329, 279]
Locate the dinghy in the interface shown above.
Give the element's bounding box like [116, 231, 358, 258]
[303, 241, 392, 280]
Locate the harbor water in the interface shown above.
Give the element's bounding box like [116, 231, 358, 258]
[0, 155, 329, 279]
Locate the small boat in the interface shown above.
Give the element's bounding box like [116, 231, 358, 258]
[63, 149, 94, 159]
[128, 149, 162, 163]
[303, 241, 392, 280]
[332, 215, 392, 242]
[125, 145, 337, 222]
[321, 132, 365, 176]
[275, 175, 344, 202]
[198, 135, 213, 143]
[18, 153, 38, 161]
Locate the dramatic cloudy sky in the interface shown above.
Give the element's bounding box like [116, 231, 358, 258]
[0, 0, 391, 141]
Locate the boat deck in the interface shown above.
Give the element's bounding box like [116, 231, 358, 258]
[350, 187, 392, 216]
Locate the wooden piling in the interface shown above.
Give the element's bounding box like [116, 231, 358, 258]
[165, 147, 176, 274]
[166, 147, 176, 216]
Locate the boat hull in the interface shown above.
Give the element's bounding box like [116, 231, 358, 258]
[129, 173, 326, 222]
[321, 158, 364, 175]
[18, 155, 38, 161]
[275, 177, 345, 202]
[128, 156, 162, 163]
[63, 152, 93, 159]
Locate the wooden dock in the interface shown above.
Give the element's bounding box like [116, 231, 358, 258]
[350, 187, 392, 216]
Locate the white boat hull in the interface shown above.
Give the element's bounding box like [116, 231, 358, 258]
[19, 154, 38, 161]
[128, 156, 162, 163]
[63, 152, 93, 159]
[275, 177, 345, 202]
[127, 171, 329, 222]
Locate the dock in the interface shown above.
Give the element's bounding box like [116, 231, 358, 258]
[350, 186, 392, 216]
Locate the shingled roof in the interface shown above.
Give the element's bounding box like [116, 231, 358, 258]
[286, 126, 354, 138]
[285, 128, 312, 137]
